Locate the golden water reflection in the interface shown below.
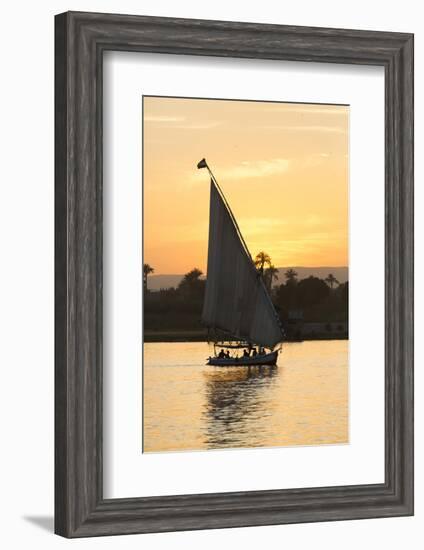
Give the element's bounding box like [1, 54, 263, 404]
[143, 340, 348, 453]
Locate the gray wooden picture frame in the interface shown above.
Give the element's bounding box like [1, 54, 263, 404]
[55, 11, 414, 538]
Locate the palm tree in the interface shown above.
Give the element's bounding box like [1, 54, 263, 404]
[143, 263, 154, 291]
[264, 264, 279, 291]
[178, 268, 204, 299]
[254, 251, 271, 274]
[325, 273, 339, 289]
[179, 268, 203, 287]
[284, 268, 298, 285]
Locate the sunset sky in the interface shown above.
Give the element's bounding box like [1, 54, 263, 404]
[143, 96, 348, 275]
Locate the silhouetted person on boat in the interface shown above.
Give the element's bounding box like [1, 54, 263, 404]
[225, 351, 230, 358]
[251, 348, 257, 357]
[243, 349, 250, 357]
[259, 347, 265, 355]
[218, 349, 225, 358]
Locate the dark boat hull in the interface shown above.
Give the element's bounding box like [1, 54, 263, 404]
[207, 350, 279, 367]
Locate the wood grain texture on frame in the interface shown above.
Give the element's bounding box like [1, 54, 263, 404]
[54, 11, 414, 538]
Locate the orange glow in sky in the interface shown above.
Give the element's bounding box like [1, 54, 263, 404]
[143, 96, 348, 275]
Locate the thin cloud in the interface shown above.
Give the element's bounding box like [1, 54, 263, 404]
[304, 152, 332, 167]
[238, 217, 289, 237]
[260, 124, 346, 134]
[217, 158, 291, 180]
[144, 115, 186, 123]
[144, 115, 222, 130]
[172, 121, 222, 130]
[267, 105, 348, 116]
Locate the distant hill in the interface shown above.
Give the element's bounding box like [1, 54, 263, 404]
[147, 274, 189, 291]
[147, 266, 348, 291]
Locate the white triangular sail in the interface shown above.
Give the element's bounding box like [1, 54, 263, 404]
[202, 179, 283, 349]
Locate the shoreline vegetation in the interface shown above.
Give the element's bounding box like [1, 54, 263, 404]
[144, 329, 348, 343]
[144, 255, 348, 344]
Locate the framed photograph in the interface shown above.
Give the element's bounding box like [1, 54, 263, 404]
[55, 11, 414, 537]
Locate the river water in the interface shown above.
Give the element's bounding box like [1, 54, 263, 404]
[143, 340, 348, 453]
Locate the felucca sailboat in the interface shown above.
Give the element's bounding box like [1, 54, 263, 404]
[198, 158, 284, 367]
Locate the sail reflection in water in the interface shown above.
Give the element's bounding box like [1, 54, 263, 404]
[143, 340, 348, 453]
[203, 367, 277, 449]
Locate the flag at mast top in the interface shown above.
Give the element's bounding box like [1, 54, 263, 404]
[197, 158, 208, 169]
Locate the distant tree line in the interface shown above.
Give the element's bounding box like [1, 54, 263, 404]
[143, 251, 348, 334]
[144, 267, 206, 332]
